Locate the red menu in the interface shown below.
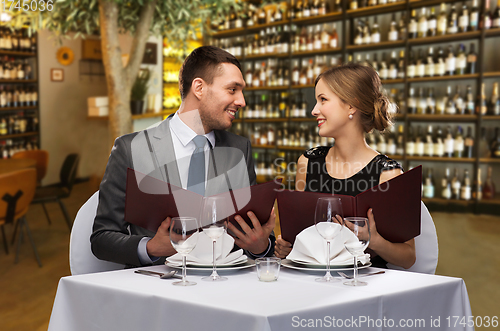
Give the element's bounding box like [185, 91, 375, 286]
[124, 168, 281, 232]
[277, 165, 422, 244]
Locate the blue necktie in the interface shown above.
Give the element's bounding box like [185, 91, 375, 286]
[187, 135, 207, 196]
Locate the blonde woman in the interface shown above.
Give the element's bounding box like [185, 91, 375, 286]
[275, 63, 416, 269]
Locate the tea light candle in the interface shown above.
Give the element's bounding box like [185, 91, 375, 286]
[259, 270, 276, 282]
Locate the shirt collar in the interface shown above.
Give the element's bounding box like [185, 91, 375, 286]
[170, 112, 215, 148]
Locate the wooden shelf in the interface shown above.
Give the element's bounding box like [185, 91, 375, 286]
[381, 78, 404, 84]
[408, 73, 479, 83]
[410, 0, 461, 7]
[292, 47, 342, 57]
[408, 30, 481, 46]
[291, 84, 315, 89]
[278, 146, 309, 151]
[485, 28, 500, 38]
[292, 11, 343, 25]
[0, 105, 38, 112]
[289, 117, 316, 122]
[347, 40, 405, 52]
[211, 27, 246, 38]
[246, 20, 289, 33]
[407, 114, 478, 121]
[480, 158, 500, 163]
[0, 79, 37, 84]
[481, 115, 500, 120]
[0, 131, 38, 139]
[0, 50, 36, 57]
[347, 1, 406, 17]
[407, 156, 476, 163]
[251, 144, 276, 149]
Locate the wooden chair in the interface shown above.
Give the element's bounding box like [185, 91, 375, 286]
[12, 150, 49, 184]
[0, 168, 42, 267]
[32, 154, 80, 230]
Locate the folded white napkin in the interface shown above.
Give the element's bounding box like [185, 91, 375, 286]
[166, 232, 244, 265]
[287, 225, 370, 266]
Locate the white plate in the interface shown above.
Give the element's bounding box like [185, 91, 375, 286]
[166, 259, 255, 271]
[290, 258, 367, 268]
[282, 259, 372, 272]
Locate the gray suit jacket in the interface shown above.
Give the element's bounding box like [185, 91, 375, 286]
[91, 117, 273, 267]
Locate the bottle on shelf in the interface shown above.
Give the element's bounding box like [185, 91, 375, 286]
[435, 46, 446, 76]
[455, 44, 466, 75]
[472, 168, 483, 201]
[453, 85, 465, 115]
[442, 167, 452, 199]
[467, 43, 477, 74]
[482, 166, 496, 199]
[425, 47, 435, 77]
[418, 7, 428, 38]
[428, 7, 437, 37]
[451, 168, 462, 199]
[427, 87, 436, 114]
[460, 169, 472, 200]
[388, 13, 399, 41]
[407, 50, 416, 78]
[454, 126, 465, 158]
[408, 87, 416, 114]
[415, 125, 425, 156]
[479, 127, 490, 157]
[398, 12, 407, 40]
[406, 126, 415, 156]
[470, 0, 480, 31]
[417, 87, 427, 114]
[464, 126, 474, 158]
[445, 85, 456, 115]
[409, 9, 418, 39]
[371, 16, 381, 44]
[459, 2, 470, 33]
[447, 3, 459, 34]
[491, 127, 500, 157]
[437, 3, 448, 36]
[478, 83, 488, 115]
[445, 126, 455, 157]
[445, 45, 456, 76]
[434, 126, 445, 157]
[466, 85, 475, 114]
[482, 0, 493, 29]
[416, 49, 425, 78]
[396, 124, 404, 156]
[424, 125, 434, 156]
[423, 168, 435, 198]
[493, 0, 500, 28]
[489, 82, 500, 115]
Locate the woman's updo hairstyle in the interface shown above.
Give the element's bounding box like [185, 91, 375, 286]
[314, 63, 395, 133]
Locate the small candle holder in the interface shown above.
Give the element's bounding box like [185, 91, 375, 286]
[255, 257, 281, 282]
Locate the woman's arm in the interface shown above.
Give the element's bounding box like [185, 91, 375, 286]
[367, 168, 416, 269]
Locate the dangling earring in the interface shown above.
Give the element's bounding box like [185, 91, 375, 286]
[348, 113, 353, 120]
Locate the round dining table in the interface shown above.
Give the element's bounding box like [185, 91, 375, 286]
[0, 158, 37, 175]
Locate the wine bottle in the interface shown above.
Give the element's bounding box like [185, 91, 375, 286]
[428, 7, 437, 36]
[460, 169, 472, 200]
[438, 3, 448, 35]
[415, 126, 425, 156]
[442, 168, 452, 199]
[416, 49, 425, 77]
[445, 45, 456, 76]
[459, 2, 470, 32]
[388, 13, 399, 41]
[435, 46, 446, 76]
[467, 43, 477, 74]
[417, 87, 427, 114]
[489, 82, 500, 115]
[427, 87, 436, 114]
[478, 83, 488, 115]
[472, 168, 483, 201]
[418, 7, 428, 38]
[454, 85, 465, 115]
[491, 127, 500, 157]
[371, 16, 381, 44]
[445, 85, 456, 115]
[408, 87, 417, 114]
[494, 0, 500, 28]
[451, 168, 462, 199]
[464, 126, 474, 158]
[448, 4, 459, 34]
[425, 46, 435, 77]
[388, 51, 398, 79]
[445, 126, 455, 157]
[434, 126, 445, 157]
[423, 168, 435, 198]
[454, 126, 465, 157]
[466, 85, 475, 114]
[424, 125, 435, 156]
[482, 0, 493, 29]
[409, 9, 418, 38]
[479, 127, 490, 157]
[407, 50, 416, 78]
[482, 166, 496, 199]
[455, 44, 467, 75]
[470, 0, 480, 31]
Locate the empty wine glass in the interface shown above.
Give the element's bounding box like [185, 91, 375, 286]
[314, 197, 343, 282]
[200, 196, 228, 282]
[169, 217, 199, 286]
[343, 217, 371, 286]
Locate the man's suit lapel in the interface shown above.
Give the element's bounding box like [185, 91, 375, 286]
[150, 117, 182, 187]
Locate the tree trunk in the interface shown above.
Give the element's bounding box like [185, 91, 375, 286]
[99, 0, 131, 148]
[98, 0, 157, 148]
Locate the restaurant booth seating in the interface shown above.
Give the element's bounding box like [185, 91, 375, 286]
[69, 191, 125, 275]
[0, 168, 42, 267]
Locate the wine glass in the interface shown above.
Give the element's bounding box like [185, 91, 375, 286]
[169, 217, 199, 286]
[314, 197, 343, 282]
[200, 196, 228, 282]
[343, 217, 371, 286]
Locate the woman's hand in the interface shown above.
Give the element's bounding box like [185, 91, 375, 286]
[274, 235, 293, 258]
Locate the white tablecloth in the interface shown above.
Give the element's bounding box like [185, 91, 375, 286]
[48, 266, 473, 331]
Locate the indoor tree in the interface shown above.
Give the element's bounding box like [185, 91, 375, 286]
[5, 0, 237, 146]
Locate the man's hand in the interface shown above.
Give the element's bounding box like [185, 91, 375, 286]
[228, 208, 276, 255]
[274, 235, 292, 258]
[146, 217, 177, 258]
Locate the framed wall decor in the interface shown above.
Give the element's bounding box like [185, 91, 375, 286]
[51, 68, 64, 82]
[142, 42, 157, 65]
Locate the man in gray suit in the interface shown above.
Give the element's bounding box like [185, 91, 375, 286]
[91, 46, 276, 267]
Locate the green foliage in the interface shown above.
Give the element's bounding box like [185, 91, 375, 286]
[2, 0, 241, 46]
[130, 68, 150, 101]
